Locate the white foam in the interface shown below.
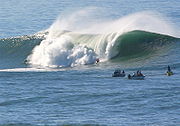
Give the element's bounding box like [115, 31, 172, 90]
[27, 34, 97, 68]
[0, 68, 48, 72]
[28, 9, 178, 68]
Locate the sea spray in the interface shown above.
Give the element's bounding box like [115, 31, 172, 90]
[27, 34, 97, 68]
[27, 9, 177, 68]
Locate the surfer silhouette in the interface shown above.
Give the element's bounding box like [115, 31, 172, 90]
[167, 65, 171, 72]
[96, 58, 100, 64]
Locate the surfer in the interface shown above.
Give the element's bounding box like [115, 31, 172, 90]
[122, 70, 125, 74]
[24, 59, 28, 64]
[128, 74, 131, 79]
[166, 65, 173, 76]
[96, 58, 100, 64]
[167, 65, 171, 72]
[136, 70, 143, 76]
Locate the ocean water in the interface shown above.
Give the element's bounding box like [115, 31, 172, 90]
[0, 0, 180, 126]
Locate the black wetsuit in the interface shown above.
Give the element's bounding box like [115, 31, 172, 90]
[168, 66, 171, 72]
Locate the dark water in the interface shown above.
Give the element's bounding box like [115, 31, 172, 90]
[0, 0, 180, 126]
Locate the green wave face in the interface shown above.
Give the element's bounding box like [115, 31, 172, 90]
[0, 30, 179, 69]
[0, 35, 43, 69]
[114, 30, 177, 58]
[0, 36, 43, 57]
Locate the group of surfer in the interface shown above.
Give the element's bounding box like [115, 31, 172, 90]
[112, 69, 126, 77]
[112, 65, 173, 80]
[127, 70, 145, 80]
[132, 70, 143, 76]
[96, 59, 173, 79]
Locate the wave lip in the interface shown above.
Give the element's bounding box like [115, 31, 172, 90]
[113, 30, 177, 58]
[0, 11, 179, 69]
[0, 30, 178, 69]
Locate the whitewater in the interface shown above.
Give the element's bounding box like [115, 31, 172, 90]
[0, 1, 180, 126]
[22, 11, 179, 68]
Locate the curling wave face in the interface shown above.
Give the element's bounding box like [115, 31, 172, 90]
[26, 30, 177, 68]
[0, 11, 179, 69]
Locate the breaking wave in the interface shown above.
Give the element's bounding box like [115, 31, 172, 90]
[0, 11, 179, 69]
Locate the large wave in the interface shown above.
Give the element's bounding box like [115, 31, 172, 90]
[26, 11, 178, 68]
[0, 34, 44, 69]
[0, 10, 179, 69]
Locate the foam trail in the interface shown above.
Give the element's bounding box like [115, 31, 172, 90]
[27, 9, 178, 68]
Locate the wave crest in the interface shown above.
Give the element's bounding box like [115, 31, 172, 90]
[0, 10, 179, 69]
[27, 34, 98, 68]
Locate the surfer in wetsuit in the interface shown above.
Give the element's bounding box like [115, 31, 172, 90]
[96, 58, 100, 64]
[166, 65, 173, 76]
[128, 74, 131, 79]
[122, 70, 125, 74]
[139, 71, 143, 76]
[137, 70, 140, 76]
[167, 65, 171, 72]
